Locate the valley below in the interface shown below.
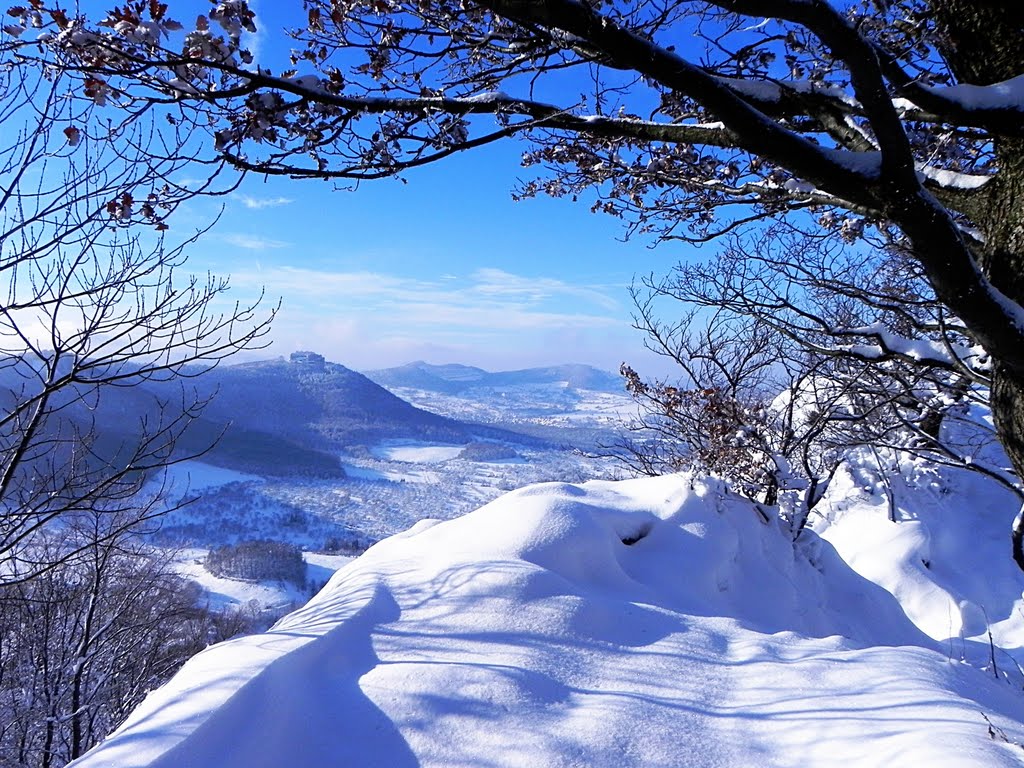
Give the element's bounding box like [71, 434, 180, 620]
[148, 358, 634, 617]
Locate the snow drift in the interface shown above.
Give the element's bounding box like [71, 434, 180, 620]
[72, 474, 1024, 767]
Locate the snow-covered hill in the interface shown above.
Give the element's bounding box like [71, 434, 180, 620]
[72, 469, 1024, 767]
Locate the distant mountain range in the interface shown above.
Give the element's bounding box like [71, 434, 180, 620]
[4, 354, 618, 483]
[1, 354, 550, 482]
[364, 361, 624, 395]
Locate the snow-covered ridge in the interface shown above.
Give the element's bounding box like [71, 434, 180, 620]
[72, 474, 1024, 767]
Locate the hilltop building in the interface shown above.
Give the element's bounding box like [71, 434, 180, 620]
[290, 350, 326, 370]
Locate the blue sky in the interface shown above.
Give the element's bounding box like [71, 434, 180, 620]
[175, 1, 702, 377]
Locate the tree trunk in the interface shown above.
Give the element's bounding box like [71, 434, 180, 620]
[982, 136, 1024, 569]
[929, 2, 1024, 568]
[992, 371, 1024, 569]
[931, 3, 1024, 87]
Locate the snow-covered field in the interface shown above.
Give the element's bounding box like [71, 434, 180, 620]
[152, 442, 613, 553]
[73, 461, 1024, 767]
[371, 440, 466, 463]
[151, 442, 614, 613]
[386, 383, 636, 445]
[174, 548, 354, 613]
[163, 461, 263, 492]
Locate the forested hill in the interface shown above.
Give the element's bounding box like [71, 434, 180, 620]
[192, 358, 472, 445]
[0, 355, 541, 480]
[174, 357, 544, 475]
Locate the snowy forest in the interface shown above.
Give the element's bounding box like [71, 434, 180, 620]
[3, 1, 1024, 766]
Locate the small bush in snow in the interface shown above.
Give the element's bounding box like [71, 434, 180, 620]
[458, 442, 519, 461]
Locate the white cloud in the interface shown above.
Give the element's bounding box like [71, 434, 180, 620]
[230, 266, 621, 331]
[244, 0, 266, 66]
[395, 301, 616, 331]
[261, 308, 641, 372]
[234, 194, 294, 210]
[471, 268, 621, 311]
[224, 264, 634, 369]
[221, 233, 289, 251]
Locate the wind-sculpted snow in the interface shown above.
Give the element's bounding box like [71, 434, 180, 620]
[72, 476, 1024, 767]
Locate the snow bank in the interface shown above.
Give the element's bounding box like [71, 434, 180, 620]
[72, 475, 1024, 767]
[814, 459, 1024, 660]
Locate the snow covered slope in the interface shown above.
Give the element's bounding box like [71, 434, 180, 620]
[73, 474, 1024, 767]
[813, 459, 1024, 669]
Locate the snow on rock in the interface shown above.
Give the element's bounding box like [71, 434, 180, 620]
[72, 475, 1024, 768]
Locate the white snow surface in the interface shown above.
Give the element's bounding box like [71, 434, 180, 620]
[73, 473, 1024, 767]
[923, 73, 1024, 112]
[163, 460, 262, 492]
[372, 441, 466, 464]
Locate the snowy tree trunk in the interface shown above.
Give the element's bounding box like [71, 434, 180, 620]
[985, 142, 1024, 534]
[932, 2, 1024, 568]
